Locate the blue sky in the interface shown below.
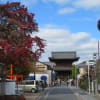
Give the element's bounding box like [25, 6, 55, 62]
[1, 0, 100, 63]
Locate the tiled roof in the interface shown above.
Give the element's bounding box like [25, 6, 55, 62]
[43, 62, 56, 68]
[77, 60, 94, 68]
[51, 52, 78, 59]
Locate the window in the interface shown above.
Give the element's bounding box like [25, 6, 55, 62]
[26, 81, 34, 85]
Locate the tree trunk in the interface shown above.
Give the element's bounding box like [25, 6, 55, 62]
[0, 66, 6, 96]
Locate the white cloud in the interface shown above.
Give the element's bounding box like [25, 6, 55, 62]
[73, 0, 100, 9]
[0, 0, 37, 7]
[58, 7, 76, 14]
[32, 24, 98, 63]
[42, 0, 70, 5]
[20, 0, 37, 6]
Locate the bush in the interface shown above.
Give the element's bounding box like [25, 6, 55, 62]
[79, 77, 88, 91]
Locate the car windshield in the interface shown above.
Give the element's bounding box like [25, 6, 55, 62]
[26, 81, 34, 85]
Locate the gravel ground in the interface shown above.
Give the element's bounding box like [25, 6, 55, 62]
[24, 87, 49, 100]
[24, 92, 41, 100]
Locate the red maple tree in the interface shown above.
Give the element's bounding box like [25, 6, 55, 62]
[0, 2, 45, 67]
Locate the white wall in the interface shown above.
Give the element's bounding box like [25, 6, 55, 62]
[29, 73, 49, 84]
[0, 81, 16, 95]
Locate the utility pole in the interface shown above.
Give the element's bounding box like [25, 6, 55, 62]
[87, 61, 91, 94]
[98, 40, 100, 59]
[93, 53, 98, 94]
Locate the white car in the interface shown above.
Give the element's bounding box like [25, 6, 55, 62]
[18, 80, 38, 93]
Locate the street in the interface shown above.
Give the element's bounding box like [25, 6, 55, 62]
[39, 85, 81, 100]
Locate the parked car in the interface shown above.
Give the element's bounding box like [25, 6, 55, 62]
[18, 80, 38, 93]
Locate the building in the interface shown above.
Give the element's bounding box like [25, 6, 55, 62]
[77, 60, 94, 78]
[49, 52, 79, 81]
[29, 61, 55, 86]
[77, 61, 88, 76]
[43, 62, 56, 85]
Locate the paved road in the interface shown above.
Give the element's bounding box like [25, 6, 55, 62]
[38, 85, 81, 100]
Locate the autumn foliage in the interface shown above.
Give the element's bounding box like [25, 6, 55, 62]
[0, 2, 45, 67]
[98, 20, 100, 30]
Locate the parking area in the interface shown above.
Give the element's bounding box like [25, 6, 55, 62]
[24, 92, 41, 100]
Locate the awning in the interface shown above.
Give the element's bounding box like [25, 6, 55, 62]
[41, 76, 47, 80]
[29, 76, 35, 80]
[51, 72, 55, 78]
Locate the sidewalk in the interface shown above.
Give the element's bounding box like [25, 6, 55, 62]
[70, 86, 100, 100]
[24, 87, 49, 100]
[24, 92, 40, 100]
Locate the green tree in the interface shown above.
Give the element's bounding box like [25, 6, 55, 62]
[72, 64, 79, 79]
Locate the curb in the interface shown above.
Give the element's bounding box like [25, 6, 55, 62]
[93, 94, 100, 100]
[70, 87, 100, 100]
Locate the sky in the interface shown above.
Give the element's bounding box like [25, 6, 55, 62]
[1, 0, 100, 64]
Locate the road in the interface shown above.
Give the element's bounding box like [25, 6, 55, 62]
[38, 85, 81, 100]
